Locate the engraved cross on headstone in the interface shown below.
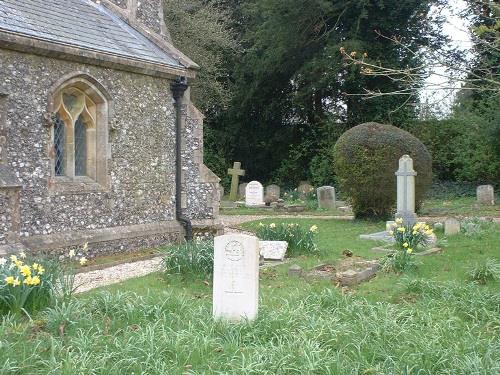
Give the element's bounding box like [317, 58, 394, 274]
[395, 155, 417, 225]
[227, 162, 245, 201]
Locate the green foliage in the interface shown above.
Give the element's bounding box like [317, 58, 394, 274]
[380, 250, 418, 273]
[0, 254, 59, 316]
[468, 258, 500, 285]
[256, 222, 318, 256]
[333, 122, 433, 218]
[161, 240, 214, 277]
[282, 189, 318, 210]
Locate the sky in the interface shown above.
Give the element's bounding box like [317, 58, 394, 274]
[421, 0, 474, 114]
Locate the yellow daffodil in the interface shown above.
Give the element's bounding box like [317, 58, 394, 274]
[10, 255, 18, 263]
[82, 242, 89, 252]
[14, 260, 23, 268]
[309, 225, 318, 233]
[412, 230, 418, 235]
[403, 242, 409, 248]
[79, 257, 88, 266]
[413, 224, 420, 230]
[37, 265, 45, 275]
[269, 223, 276, 229]
[389, 230, 394, 236]
[24, 276, 41, 286]
[258, 222, 264, 227]
[32, 263, 39, 271]
[395, 218, 403, 224]
[425, 229, 433, 236]
[20, 265, 32, 278]
[12, 278, 21, 287]
[68, 249, 76, 259]
[5, 276, 15, 285]
[19, 251, 27, 259]
[397, 227, 406, 233]
[407, 248, 413, 254]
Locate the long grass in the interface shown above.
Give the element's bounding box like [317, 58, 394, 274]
[0, 279, 498, 374]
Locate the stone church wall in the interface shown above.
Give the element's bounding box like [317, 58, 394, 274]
[0, 49, 219, 256]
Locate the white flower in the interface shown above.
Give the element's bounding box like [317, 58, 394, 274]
[19, 251, 27, 259]
[79, 257, 88, 266]
[0, 257, 7, 266]
[68, 249, 76, 259]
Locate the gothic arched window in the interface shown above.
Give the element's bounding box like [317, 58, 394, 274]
[49, 75, 111, 190]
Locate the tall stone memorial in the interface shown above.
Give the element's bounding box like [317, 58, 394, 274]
[227, 162, 246, 201]
[395, 155, 417, 225]
[213, 234, 260, 322]
[245, 181, 265, 206]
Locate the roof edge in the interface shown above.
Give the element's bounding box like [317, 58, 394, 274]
[0, 31, 195, 79]
[100, 0, 200, 71]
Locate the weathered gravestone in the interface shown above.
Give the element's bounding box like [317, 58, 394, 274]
[298, 181, 314, 199]
[238, 183, 248, 199]
[444, 218, 460, 236]
[245, 181, 265, 206]
[395, 155, 417, 225]
[317, 186, 336, 209]
[227, 162, 245, 201]
[213, 234, 260, 321]
[259, 241, 288, 261]
[477, 185, 495, 206]
[218, 184, 224, 201]
[265, 184, 280, 203]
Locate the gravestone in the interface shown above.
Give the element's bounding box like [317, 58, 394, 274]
[298, 181, 313, 199]
[477, 185, 495, 206]
[259, 241, 288, 261]
[245, 181, 264, 206]
[317, 186, 336, 209]
[218, 184, 224, 201]
[213, 234, 260, 321]
[395, 155, 417, 225]
[265, 184, 280, 203]
[238, 183, 248, 199]
[444, 218, 460, 236]
[227, 162, 245, 201]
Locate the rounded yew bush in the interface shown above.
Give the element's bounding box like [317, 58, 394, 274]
[333, 122, 432, 218]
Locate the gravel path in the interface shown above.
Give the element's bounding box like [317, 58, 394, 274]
[74, 213, 498, 292]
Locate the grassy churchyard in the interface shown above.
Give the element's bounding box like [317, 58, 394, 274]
[1, 214, 499, 374]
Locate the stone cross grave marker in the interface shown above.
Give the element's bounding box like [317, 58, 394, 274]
[227, 162, 245, 201]
[395, 155, 417, 225]
[245, 181, 264, 206]
[213, 234, 260, 321]
[259, 241, 288, 261]
[265, 184, 280, 203]
[317, 186, 336, 209]
[477, 185, 495, 206]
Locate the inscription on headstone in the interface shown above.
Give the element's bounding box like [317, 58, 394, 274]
[213, 234, 260, 321]
[317, 186, 336, 209]
[477, 185, 495, 206]
[259, 241, 288, 261]
[245, 181, 264, 206]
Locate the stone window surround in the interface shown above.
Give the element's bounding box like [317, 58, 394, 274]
[47, 73, 113, 193]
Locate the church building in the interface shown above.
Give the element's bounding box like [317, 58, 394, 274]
[0, 0, 221, 257]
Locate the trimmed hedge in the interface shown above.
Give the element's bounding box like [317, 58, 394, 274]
[333, 122, 432, 218]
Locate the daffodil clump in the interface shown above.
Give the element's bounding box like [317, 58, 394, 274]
[0, 252, 56, 315]
[389, 218, 434, 254]
[256, 222, 318, 256]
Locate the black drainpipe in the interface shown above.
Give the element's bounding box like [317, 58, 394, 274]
[171, 77, 193, 242]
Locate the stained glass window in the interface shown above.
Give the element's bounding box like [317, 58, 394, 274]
[74, 115, 87, 176]
[54, 113, 65, 176]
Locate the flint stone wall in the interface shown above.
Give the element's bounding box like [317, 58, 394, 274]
[0, 49, 219, 256]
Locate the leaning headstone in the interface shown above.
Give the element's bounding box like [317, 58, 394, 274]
[317, 186, 336, 209]
[213, 234, 260, 321]
[238, 183, 248, 199]
[298, 181, 313, 199]
[444, 218, 460, 236]
[245, 181, 265, 206]
[477, 185, 495, 206]
[259, 241, 288, 261]
[395, 155, 417, 225]
[227, 162, 245, 201]
[265, 184, 281, 203]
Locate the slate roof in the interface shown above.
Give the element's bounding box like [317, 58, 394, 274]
[0, 0, 183, 69]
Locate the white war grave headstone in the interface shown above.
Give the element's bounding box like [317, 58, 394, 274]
[245, 181, 265, 206]
[395, 155, 418, 225]
[213, 234, 260, 321]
